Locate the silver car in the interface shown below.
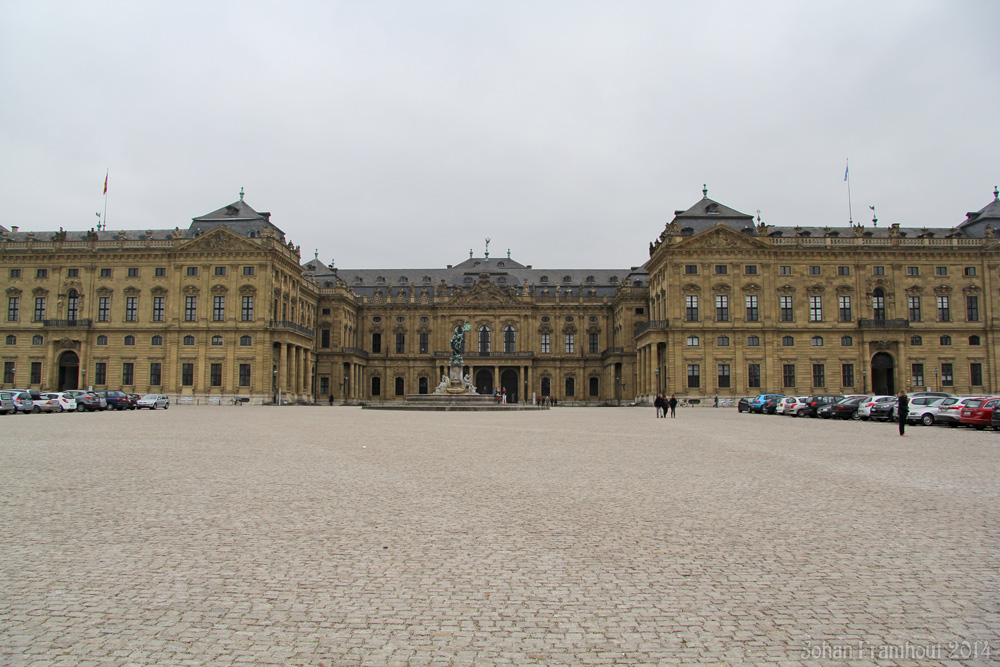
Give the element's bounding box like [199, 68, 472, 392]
[0, 391, 15, 415]
[9, 391, 35, 414]
[136, 394, 170, 410]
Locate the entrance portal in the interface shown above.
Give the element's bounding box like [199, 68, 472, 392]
[500, 369, 519, 404]
[871, 352, 895, 395]
[57, 351, 80, 391]
[475, 369, 494, 395]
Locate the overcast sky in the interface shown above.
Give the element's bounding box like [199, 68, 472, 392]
[1, 1, 997, 270]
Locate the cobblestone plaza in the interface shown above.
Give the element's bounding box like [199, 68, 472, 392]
[1, 407, 998, 666]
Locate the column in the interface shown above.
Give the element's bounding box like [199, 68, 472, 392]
[278, 342, 288, 401]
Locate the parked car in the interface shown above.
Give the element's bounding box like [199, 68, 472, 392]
[96, 390, 133, 410]
[0, 391, 16, 415]
[905, 397, 948, 425]
[31, 394, 63, 413]
[749, 394, 785, 414]
[137, 394, 170, 410]
[11, 388, 43, 402]
[801, 394, 845, 418]
[775, 396, 799, 415]
[959, 397, 1000, 430]
[827, 396, 866, 420]
[935, 397, 984, 426]
[856, 395, 894, 420]
[909, 391, 956, 399]
[9, 391, 36, 414]
[64, 390, 107, 412]
[127, 393, 141, 408]
[43, 392, 77, 413]
[761, 396, 785, 414]
[870, 398, 899, 422]
[737, 397, 751, 413]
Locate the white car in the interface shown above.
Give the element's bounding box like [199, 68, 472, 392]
[136, 393, 170, 410]
[934, 397, 985, 426]
[856, 395, 894, 420]
[43, 392, 77, 412]
[783, 396, 811, 416]
[905, 397, 948, 425]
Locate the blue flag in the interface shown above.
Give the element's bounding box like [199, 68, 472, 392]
[844, 163, 849, 181]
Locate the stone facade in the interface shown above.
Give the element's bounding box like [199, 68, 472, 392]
[3, 188, 1000, 404]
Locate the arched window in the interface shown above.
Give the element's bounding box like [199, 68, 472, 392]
[686, 335, 699, 346]
[503, 325, 516, 353]
[782, 336, 794, 346]
[395, 377, 405, 396]
[910, 335, 922, 346]
[151, 335, 163, 346]
[841, 336, 853, 346]
[717, 336, 730, 346]
[811, 336, 824, 346]
[240, 335, 252, 346]
[872, 288, 885, 320]
[183, 335, 195, 345]
[747, 335, 760, 346]
[96, 335, 108, 345]
[32, 334, 42, 345]
[212, 335, 223, 346]
[940, 335, 952, 346]
[5, 335, 14, 345]
[124, 335, 135, 346]
[371, 376, 381, 396]
[67, 289, 79, 321]
[479, 325, 491, 354]
[969, 335, 981, 345]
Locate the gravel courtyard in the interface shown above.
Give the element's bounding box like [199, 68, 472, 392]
[1, 406, 998, 666]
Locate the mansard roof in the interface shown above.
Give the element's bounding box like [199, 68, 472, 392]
[189, 199, 286, 241]
[957, 188, 1000, 236]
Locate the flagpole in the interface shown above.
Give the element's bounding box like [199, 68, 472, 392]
[102, 169, 108, 231]
[845, 159, 853, 225]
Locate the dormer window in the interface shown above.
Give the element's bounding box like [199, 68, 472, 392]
[422, 276, 431, 283]
[497, 262, 504, 267]
[682, 227, 694, 235]
[563, 275, 571, 283]
[398, 277, 408, 284]
[376, 276, 385, 284]
[353, 276, 363, 284]
[610, 276, 618, 283]
[540, 276, 549, 283]
[586, 275, 595, 283]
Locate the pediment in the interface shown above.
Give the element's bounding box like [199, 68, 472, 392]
[671, 225, 770, 251]
[177, 227, 259, 254]
[449, 274, 522, 309]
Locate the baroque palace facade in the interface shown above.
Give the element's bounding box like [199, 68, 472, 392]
[2, 188, 1000, 404]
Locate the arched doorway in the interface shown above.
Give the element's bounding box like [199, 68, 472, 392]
[500, 368, 519, 404]
[475, 369, 494, 395]
[58, 351, 80, 391]
[871, 352, 895, 395]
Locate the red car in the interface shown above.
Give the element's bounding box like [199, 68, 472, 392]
[958, 397, 1000, 429]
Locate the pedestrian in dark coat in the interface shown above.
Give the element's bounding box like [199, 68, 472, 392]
[668, 394, 678, 418]
[654, 394, 665, 418]
[897, 391, 909, 436]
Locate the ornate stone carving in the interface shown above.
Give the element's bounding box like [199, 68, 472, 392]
[448, 274, 522, 309]
[741, 282, 762, 294]
[806, 283, 826, 295]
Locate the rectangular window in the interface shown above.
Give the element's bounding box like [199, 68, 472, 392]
[213, 296, 225, 321]
[964, 266, 977, 276]
[36, 268, 48, 278]
[782, 364, 795, 388]
[717, 364, 731, 388]
[744, 265, 757, 275]
[185, 296, 197, 321]
[99, 268, 112, 278]
[128, 268, 139, 277]
[395, 333, 405, 354]
[97, 296, 110, 322]
[125, 296, 137, 322]
[371, 333, 381, 354]
[714, 264, 728, 275]
[564, 333, 575, 354]
[748, 363, 761, 388]
[908, 296, 921, 322]
[813, 364, 825, 387]
[150, 362, 162, 386]
[935, 266, 948, 276]
[589, 377, 599, 397]
[155, 267, 166, 277]
[686, 295, 698, 321]
[95, 362, 107, 385]
[122, 362, 134, 386]
[67, 268, 79, 277]
[182, 363, 194, 386]
[715, 294, 729, 321]
[30, 361, 41, 384]
[687, 364, 700, 388]
[589, 332, 599, 354]
[210, 363, 222, 387]
[152, 296, 164, 322]
[186, 266, 198, 276]
[873, 266, 884, 275]
[7, 296, 19, 321]
[971, 363, 983, 387]
[565, 377, 575, 397]
[214, 266, 226, 276]
[941, 363, 953, 387]
[34, 296, 45, 321]
[808, 266, 821, 275]
[10, 269, 21, 278]
[321, 329, 330, 348]
[243, 266, 255, 276]
[3, 361, 15, 384]
[842, 364, 854, 387]
[745, 295, 759, 322]
[838, 266, 850, 276]
[937, 296, 950, 322]
[779, 295, 793, 322]
[239, 364, 251, 387]
[685, 265, 698, 275]
[839, 295, 852, 322]
[419, 332, 429, 354]
[911, 363, 924, 387]
[809, 296, 822, 322]
[241, 295, 254, 321]
[967, 295, 979, 322]
[541, 333, 551, 354]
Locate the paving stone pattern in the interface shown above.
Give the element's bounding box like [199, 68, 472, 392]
[1, 407, 998, 666]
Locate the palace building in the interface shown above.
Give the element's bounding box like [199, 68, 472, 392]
[3, 187, 1000, 404]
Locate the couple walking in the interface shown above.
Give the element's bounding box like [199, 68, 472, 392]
[655, 394, 678, 418]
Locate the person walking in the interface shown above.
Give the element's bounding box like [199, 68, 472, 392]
[713, 395, 719, 408]
[668, 394, 678, 418]
[897, 390, 909, 436]
[654, 394, 665, 418]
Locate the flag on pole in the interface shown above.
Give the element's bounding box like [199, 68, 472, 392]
[103, 171, 108, 195]
[844, 163, 849, 181]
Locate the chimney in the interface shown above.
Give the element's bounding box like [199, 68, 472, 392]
[11, 226, 18, 232]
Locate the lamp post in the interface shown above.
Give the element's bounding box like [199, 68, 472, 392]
[616, 376, 622, 407]
[273, 367, 280, 406]
[862, 369, 867, 394]
[934, 367, 939, 392]
[654, 367, 660, 394]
